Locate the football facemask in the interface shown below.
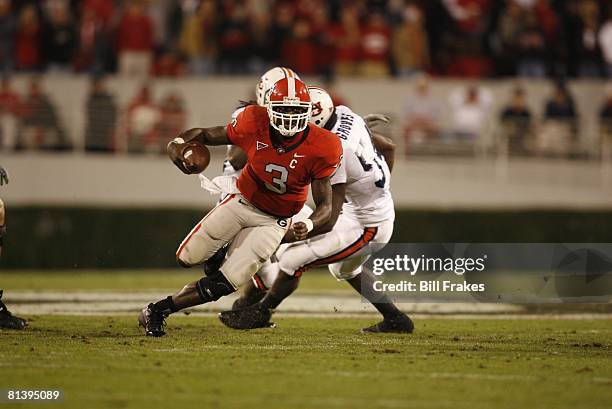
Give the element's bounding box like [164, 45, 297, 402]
[267, 77, 312, 137]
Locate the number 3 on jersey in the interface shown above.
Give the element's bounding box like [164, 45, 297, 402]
[265, 163, 288, 194]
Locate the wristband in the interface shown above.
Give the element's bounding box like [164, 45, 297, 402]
[303, 219, 314, 233]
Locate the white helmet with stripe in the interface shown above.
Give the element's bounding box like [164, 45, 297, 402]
[256, 67, 301, 107]
[308, 86, 335, 127]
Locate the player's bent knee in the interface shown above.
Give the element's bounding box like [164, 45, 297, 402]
[176, 256, 191, 268]
[176, 243, 205, 268]
[196, 272, 236, 302]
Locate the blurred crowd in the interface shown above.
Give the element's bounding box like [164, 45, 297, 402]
[1, 0, 612, 78]
[2, 74, 612, 158]
[400, 76, 612, 157]
[0, 76, 186, 152]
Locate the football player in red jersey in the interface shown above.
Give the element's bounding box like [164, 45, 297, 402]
[138, 76, 343, 336]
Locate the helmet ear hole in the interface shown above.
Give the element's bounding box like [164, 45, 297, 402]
[307, 87, 334, 128]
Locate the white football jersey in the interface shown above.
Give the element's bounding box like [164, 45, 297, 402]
[329, 105, 394, 225]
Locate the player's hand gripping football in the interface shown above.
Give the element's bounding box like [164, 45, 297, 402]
[167, 139, 191, 174]
[167, 138, 210, 175]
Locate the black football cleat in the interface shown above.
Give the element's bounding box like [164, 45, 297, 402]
[218, 303, 274, 330]
[361, 313, 414, 334]
[138, 303, 168, 337]
[0, 290, 27, 330]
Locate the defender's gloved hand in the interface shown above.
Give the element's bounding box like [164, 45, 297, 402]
[363, 113, 390, 129]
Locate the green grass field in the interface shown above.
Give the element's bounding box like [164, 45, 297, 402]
[1, 270, 611, 408]
[2, 316, 611, 409]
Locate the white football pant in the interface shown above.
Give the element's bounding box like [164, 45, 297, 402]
[176, 194, 289, 288]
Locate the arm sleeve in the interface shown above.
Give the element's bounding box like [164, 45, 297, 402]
[313, 140, 343, 180]
[226, 106, 254, 150]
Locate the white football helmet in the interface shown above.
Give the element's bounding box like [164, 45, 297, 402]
[308, 86, 335, 127]
[256, 67, 301, 107]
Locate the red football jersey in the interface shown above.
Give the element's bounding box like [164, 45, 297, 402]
[226, 105, 343, 218]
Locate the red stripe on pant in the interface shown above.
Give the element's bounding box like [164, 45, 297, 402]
[294, 227, 378, 277]
[176, 194, 235, 260]
[252, 273, 267, 290]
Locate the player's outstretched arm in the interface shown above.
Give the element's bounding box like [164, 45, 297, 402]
[291, 177, 333, 241]
[168, 127, 231, 174]
[371, 132, 396, 172]
[170, 126, 230, 148]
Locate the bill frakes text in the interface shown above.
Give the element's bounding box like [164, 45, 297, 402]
[374, 280, 485, 293]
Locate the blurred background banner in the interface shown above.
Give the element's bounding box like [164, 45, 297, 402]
[0, 0, 612, 269]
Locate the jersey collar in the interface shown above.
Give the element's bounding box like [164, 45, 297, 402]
[269, 125, 311, 154]
[323, 108, 338, 131]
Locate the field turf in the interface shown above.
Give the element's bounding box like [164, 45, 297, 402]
[1, 270, 611, 408]
[1, 316, 611, 409]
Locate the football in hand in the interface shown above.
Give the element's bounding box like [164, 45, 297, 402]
[182, 142, 211, 173]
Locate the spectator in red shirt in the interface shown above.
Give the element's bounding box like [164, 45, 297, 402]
[330, 6, 361, 76]
[281, 19, 317, 74]
[76, 0, 116, 75]
[150, 50, 186, 77]
[311, 7, 335, 76]
[443, 0, 491, 34]
[82, 0, 114, 27]
[0, 76, 21, 150]
[116, 1, 154, 77]
[74, 8, 101, 72]
[359, 11, 391, 77]
[15, 5, 41, 71]
[446, 39, 493, 78]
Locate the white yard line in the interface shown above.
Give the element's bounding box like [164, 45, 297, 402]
[4, 290, 612, 318]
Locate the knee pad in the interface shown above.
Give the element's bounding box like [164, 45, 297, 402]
[196, 272, 236, 302]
